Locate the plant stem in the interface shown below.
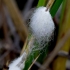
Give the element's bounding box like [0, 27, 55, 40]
[37, 0, 47, 7]
[50, 0, 63, 17]
[46, 0, 55, 11]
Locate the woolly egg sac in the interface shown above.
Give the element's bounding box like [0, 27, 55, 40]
[29, 7, 55, 42]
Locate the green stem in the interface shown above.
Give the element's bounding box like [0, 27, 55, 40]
[37, 0, 47, 7]
[50, 0, 63, 17]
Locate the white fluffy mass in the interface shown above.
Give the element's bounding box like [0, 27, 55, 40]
[9, 66, 21, 70]
[9, 52, 27, 70]
[30, 7, 55, 42]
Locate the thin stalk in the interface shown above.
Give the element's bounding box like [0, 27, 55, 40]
[46, 0, 55, 11]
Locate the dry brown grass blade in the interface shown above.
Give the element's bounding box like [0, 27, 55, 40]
[0, 3, 9, 40]
[3, 0, 28, 42]
[28, 54, 40, 70]
[20, 38, 28, 55]
[46, 0, 55, 10]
